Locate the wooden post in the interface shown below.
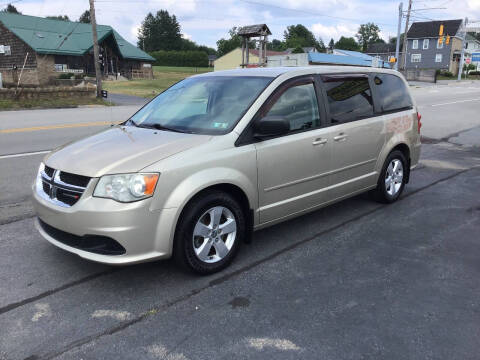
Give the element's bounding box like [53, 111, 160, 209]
[89, 0, 102, 97]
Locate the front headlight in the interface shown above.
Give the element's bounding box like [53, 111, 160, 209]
[93, 173, 159, 202]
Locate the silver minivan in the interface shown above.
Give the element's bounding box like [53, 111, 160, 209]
[33, 66, 421, 274]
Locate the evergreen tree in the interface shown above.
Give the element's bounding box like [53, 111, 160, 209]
[137, 10, 182, 52]
[78, 10, 90, 24]
[2, 4, 21, 13]
[318, 37, 326, 53]
[328, 38, 335, 50]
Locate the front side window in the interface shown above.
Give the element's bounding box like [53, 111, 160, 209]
[323, 77, 374, 124]
[437, 39, 444, 49]
[435, 53, 443, 63]
[423, 39, 429, 49]
[412, 40, 419, 49]
[266, 83, 320, 132]
[373, 74, 413, 113]
[411, 54, 421, 63]
[129, 76, 272, 134]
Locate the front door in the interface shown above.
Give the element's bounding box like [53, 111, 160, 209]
[255, 77, 334, 224]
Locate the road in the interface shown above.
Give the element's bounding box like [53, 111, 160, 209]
[0, 82, 479, 359]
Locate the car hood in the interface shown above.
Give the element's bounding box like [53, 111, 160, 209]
[44, 126, 212, 177]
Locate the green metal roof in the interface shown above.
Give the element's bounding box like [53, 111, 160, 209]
[0, 12, 154, 61]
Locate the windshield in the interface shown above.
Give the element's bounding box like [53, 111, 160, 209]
[128, 76, 273, 134]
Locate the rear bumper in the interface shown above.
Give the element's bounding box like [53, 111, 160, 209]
[32, 182, 178, 265]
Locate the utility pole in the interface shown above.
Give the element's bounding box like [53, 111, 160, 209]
[400, 0, 412, 70]
[458, 17, 468, 81]
[395, 2, 403, 71]
[89, 0, 102, 98]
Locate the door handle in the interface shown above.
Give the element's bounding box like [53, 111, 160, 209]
[333, 133, 348, 142]
[312, 138, 327, 146]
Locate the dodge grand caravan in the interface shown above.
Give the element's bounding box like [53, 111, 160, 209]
[33, 66, 421, 274]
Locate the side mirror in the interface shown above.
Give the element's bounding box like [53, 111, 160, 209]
[254, 115, 290, 138]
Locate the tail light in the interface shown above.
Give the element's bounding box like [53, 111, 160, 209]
[416, 112, 422, 134]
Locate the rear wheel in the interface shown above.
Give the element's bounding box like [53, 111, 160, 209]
[174, 190, 245, 274]
[371, 150, 407, 203]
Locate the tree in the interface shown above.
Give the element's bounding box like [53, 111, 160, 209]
[291, 46, 304, 54]
[389, 33, 404, 50]
[78, 10, 90, 23]
[46, 15, 70, 21]
[267, 39, 286, 51]
[2, 4, 21, 13]
[334, 36, 360, 51]
[356, 22, 381, 52]
[137, 10, 182, 52]
[328, 38, 335, 51]
[284, 24, 320, 50]
[216, 27, 243, 57]
[318, 37, 326, 53]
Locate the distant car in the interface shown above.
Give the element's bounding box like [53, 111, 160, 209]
[32, 66, 421, 274]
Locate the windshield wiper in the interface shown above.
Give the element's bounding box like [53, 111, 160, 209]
[126, 120, 186, 133]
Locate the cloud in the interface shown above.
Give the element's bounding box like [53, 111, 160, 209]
[311, 23, 359, 42]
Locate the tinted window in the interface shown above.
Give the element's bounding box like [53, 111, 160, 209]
[323, 77, 374, 124]
[267, 83, 320, 132]
[129, 76, 272, 135]
[373, 74, 413, 113]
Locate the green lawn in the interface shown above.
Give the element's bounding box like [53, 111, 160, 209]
[103, 66, 212, 98]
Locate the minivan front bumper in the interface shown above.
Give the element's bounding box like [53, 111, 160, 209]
[32, 181, 178, 265]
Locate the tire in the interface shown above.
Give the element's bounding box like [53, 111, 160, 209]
[371, 150, 407, 203]
[174, 190, 245, 275]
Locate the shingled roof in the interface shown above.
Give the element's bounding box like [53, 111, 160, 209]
[0, 12, 154, 61]
[407, 19, 462, 38]
[237, 24, 271, 36]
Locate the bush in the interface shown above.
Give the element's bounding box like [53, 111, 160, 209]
[58, 72, 74, 79]
[437, 70, 453, 77]
[149, 50, 209, 67]
[74, 74, 84, 80]
[468, 71, 480, 76]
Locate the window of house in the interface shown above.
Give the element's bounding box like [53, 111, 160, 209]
[435, 54, 443, 63]
[423, 39, 429, 49]
[322, 77, 374, 124]
[412, 39, 419, 49]
[267, 83, 320, 132]
[437, 39, 444, 49]
[411, 54, 421, 63]
[373, 74, 413, 113]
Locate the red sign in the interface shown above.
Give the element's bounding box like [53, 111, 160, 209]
[466, 58, 471, 64]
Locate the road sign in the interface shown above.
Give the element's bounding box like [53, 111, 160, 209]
[466, 58, 471, 64]
[472, 53, 480, 62]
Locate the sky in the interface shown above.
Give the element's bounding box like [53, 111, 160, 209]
[11, 0, 480, 49]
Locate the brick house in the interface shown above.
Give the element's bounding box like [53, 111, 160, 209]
[405, 19, 463, 74]
[0, 13, 155, 86]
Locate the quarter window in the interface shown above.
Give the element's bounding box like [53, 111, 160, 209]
[435, 53, 443, 62]
[373, 74, 413, 113]
[423, 39, 429, 49]
[323, 77, 374, 124]
[411, 54, 421, 63]
[266, 83, 321, 132]
[412, 40, 419, 49]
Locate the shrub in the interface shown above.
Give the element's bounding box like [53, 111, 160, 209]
[74, 74, 84, 80]
[149, 50, 209, 67]
[468, 71, 480, 76]
[438, 70, 453, 77]
[58, 72, 74, 79]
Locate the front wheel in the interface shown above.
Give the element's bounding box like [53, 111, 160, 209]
[174, 190, 245, 274]
[371, 150, 407, 203]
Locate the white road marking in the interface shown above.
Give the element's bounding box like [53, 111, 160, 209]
[247, 338, 302, 351]
[0, 150, 50, 160]
[32, 303, 51, 322]
[91, 309, 132, 321]
[430, 98, 480, 107]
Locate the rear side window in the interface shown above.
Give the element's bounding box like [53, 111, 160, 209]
[322, 77, 374, 124]
[373, 74, 413, 113]
[267, 83, 321, 132]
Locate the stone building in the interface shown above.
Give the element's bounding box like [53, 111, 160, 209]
[0, 12, 154, 86]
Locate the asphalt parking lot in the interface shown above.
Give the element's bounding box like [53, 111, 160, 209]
[1, 82, 480, 360]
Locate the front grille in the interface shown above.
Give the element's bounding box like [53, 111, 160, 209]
[59, 171, 90, 188]
[38, 219, 126, 255]
[38, 166, 91, 207]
